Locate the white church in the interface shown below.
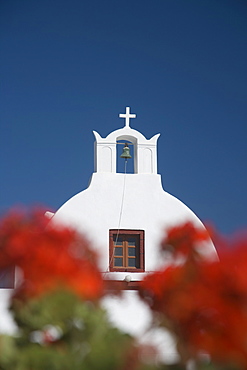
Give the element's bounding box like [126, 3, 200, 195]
[0, 107, 217, 362]
[50, 107, 217, 361]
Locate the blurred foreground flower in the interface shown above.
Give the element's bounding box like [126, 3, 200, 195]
[2, 210, 247, 369]
[0, 209, 103, 300]
[0, 209, 157, 370]
[140, 222, 247, 369]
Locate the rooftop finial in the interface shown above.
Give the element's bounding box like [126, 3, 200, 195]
[119, 107, 136, 128]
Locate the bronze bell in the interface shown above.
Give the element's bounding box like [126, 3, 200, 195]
[120, 143, 132, 159]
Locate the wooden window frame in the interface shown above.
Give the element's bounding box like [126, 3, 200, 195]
[109, 229, 145, 272]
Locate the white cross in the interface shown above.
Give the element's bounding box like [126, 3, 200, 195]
[119, 107, 136, 128]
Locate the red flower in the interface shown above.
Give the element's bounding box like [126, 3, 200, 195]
[140, 223, 247, 368]
[161, 222, 210, 259]
[0, 209, 103, 300]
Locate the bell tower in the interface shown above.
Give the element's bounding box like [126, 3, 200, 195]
[93, 107, 160, 174]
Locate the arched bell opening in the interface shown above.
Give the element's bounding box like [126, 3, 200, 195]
[116, 140, 134, 174]
[116, 135, 137, 174]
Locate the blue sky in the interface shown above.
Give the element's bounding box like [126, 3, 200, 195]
[1, 0, 247, 234]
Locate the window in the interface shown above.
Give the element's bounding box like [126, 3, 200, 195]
[109, 230, 144, 272]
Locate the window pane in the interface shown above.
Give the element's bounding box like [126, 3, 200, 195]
[114, 247, 123, 256]
[128, 241, 136, 246]
[128, 258, 136, 267]
[114, 258, 123, 267]
[127, 237, 137, 246]
[128, 247, 135, 256]
[113, 235, 123, 246]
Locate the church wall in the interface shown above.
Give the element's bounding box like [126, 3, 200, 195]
[53, 172, 216, 282]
